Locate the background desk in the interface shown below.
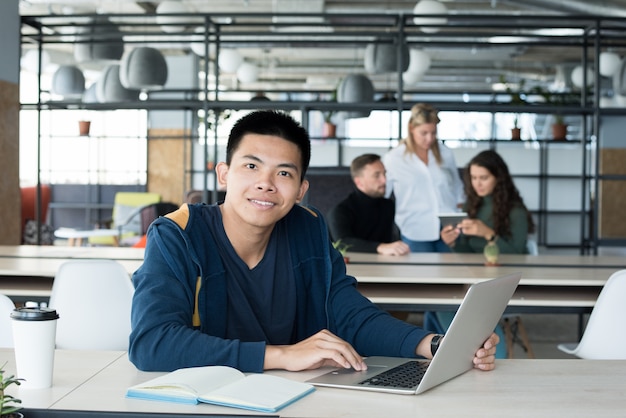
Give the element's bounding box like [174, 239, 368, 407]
[346, 251, 626, 269]
[346, 263, 613, 313]
[2, 349, 625, 417]
[0, 256, 143, 302]
[0, 245, 145, 260]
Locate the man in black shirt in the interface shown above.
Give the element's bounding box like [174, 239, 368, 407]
[327, 154, 410, 255]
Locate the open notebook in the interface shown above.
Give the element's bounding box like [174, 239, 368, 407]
[307, 272, 521, 395]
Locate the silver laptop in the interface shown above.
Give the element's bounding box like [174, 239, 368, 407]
[307, 272, 521, 395]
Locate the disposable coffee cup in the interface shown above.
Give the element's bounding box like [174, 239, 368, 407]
[11, 307, 59, 389]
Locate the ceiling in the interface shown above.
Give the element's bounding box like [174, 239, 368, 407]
[18, 0, 626, 98]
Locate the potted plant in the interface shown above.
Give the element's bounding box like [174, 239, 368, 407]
[321, 86, 338, 138]
[551, 113, 567, 141]
[322, 111, 337, 138]
[511, 115, 521, 140]
[501, 76, 526, 140]
[1, 363, 24, 418]
[332, 240, 351, 264]
[483, 240, 500, 266]
[528, 86, 579, 140]
[205, 108, 233, 133]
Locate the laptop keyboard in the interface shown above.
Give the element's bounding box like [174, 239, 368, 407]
[358, 360, 429, 388]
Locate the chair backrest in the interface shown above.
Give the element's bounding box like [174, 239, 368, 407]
[0, 294, 16, 348]
[526, 238, 539, 255]
[89, 192, 161, 246]
[303, 166, 354, 217]
[574, 269, 626, 359]
[139, 202, 179, 234]
[112, 192, 161, 232]
[48, 260, 134, 350]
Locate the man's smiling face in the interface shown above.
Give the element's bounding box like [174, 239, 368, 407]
[217, 133, 309, 232]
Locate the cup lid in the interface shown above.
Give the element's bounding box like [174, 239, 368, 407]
[10, 307, 59, 321]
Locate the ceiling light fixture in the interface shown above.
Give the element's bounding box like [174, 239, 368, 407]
[156, 1, 190, 33]
[412, 0, 448, 34]
[599, 52, 621, 78]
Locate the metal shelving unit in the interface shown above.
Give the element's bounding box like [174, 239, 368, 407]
[19, 12, 626, 252]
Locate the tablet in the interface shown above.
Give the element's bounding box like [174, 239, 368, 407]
[438, 212, 468, 228]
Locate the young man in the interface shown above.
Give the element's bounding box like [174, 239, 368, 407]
[129, 110, 499, 373]
[327, 153, 410, 255]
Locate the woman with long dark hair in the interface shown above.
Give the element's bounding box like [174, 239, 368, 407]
[441, 149, 535, 253]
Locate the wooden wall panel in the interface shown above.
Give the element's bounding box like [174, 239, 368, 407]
[0, 79, 21, 244]
[599, 148, 626, 238]
[146, 129, 191, 206]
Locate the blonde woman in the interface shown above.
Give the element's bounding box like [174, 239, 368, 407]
[383, 103, 464, 252]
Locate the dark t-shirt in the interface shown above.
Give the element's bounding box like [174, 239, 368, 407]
[210, 205, 297, 344]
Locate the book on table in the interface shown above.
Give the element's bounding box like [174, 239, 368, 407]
[126, 365, 315, 413]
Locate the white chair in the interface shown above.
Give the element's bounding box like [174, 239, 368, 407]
[558, 269, 626, 359]
[526, 238, 539, 255]
[0, 294, 16, 347]
[48, 260, 134, 350]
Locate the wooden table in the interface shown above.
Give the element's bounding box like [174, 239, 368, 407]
[2, 349, 625, 418]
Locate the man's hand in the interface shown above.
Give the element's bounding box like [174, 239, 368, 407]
[417, 332, 499, 371]
[377, 240, 410, 256]
[473, 332, 499, 371]
[264, 329, 367, 372]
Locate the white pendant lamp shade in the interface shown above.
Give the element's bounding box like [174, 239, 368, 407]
[190, 27, 216, 57]
[613, 59, 626, 96]
[403, 70, 423, 86]
[407, 49, 431, 74]
[74, 17, 124, 63]
[403, 49, 431, 86]
[599, 52, 621, 78]
[82, 82, 99, 103]
[218, 49, 243, 73]
[236, 62, 260, 83]
[413, 0, 448, 34]
[96, 64, 140, 102]
[364, 42, 410, 74]
[156, 1, 189, 33]
[51, 65, 86, 98]
[571, 65, 594, 88]
[337, 74, 374, 119]
[120, 47, 168, 89]
[21, 49, 51, 73]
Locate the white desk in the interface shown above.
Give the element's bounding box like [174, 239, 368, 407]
[0, 245, 145, 260]
[53, 228, 121, 247]
[346, 251, 626, 269]
[346, 263, 611, 313]
[0, 257, 143, 299]
[2, 349, 625, 417]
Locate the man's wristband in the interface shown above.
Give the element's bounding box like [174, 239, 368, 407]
[430, 334, 444, 356]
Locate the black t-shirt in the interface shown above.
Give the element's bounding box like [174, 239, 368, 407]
[210, 205, 297, 344]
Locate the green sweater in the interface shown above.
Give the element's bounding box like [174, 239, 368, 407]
[453, 195, 529, 254]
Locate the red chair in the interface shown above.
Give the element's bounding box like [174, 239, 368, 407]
[20, 185, 51, 244]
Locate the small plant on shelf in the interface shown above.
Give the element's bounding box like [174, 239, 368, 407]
[204, 108, 233, 132]
[500, 75, 526, 140]
[0, 363, 24, 418]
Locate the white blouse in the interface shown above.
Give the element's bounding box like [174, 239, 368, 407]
[383, 142, 464, 241]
